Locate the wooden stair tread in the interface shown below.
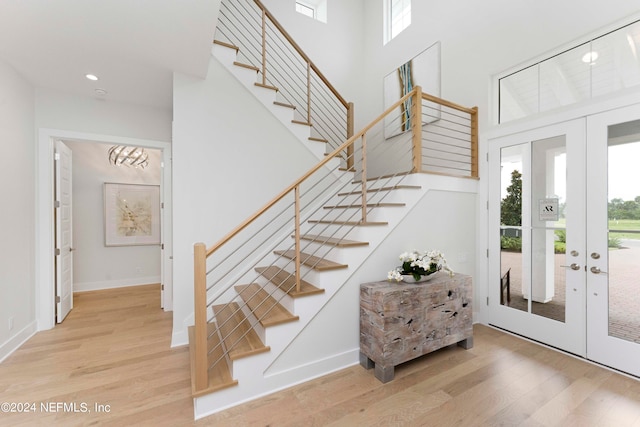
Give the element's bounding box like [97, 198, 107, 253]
[255, 82, 278, 91]
[307, 220, 388, 226]
[352, 171, 412, 184]
[235, 284, 299, 327]
[338, 185, 421, 196]
[212, 302, 269, 360]
[292, 120, 312, 127]
[255, 266, 324, 297]
[309, 136, 328, 143]
[274, 250, 348, 271]
[213, 40, 239, 51]
[297, 234, 369, 248]
[188, 325, 237, 397]
[323, 203, 405, 209]
[233, 61, 259, 71]
[274, 101, 295, 109]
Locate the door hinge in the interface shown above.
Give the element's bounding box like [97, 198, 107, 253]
[486, 249, 489, 258]
[161, 202, 164, 209]
[54, 200, 60, 208]
[486, 200, 489, 210]
[55, 248, 61, 256]
[54, 153, 60, 161]
[161, 243, 164, 250]
[56, 296, 61, 303]
[161, 284, 164, 290]
[486, 296, 489, 306]
[486, 152, 489, 162]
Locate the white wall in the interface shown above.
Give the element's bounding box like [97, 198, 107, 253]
[35, 88, 172, 142]
[171, 56, 324, 345]
[0, 60, 36, 362]
[63, 141, 161, 292]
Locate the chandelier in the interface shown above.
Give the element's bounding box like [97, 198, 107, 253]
[108, 145, 149, 169]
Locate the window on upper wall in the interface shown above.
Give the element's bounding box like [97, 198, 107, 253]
[384, 0, 411, 44]
[296, 0, 327, 23]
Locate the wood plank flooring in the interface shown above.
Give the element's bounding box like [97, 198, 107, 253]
[1, 284, 639, 426]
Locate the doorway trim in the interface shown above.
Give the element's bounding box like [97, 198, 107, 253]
[36, 128, 172, 331]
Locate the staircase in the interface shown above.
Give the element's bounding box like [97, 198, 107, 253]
[189, 0, 479, 419]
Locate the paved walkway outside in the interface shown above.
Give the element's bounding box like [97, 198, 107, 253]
[501, 240, 640, 344]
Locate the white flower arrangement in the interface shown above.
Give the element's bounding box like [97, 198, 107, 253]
[387, 250, 454, 282]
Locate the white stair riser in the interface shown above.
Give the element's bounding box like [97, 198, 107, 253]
[212, 44, 237, 65]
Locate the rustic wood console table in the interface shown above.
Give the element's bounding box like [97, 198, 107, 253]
[359, 273, 473, 383]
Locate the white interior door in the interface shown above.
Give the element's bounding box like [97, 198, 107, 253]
[586, 104, 640, 376]
[489, 119, 587, 356]
[55, 140, 73, 323]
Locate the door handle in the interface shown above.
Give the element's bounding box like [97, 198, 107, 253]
[560, 263, 580, 270]
[590, 266, 607, 275]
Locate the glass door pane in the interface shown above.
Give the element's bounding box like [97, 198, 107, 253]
[587, 104, 640, 377]
[607, 122, 640, 344]
[530, 136, 567, 323]
[490, 118, 586, 357]
[500, 144, 526, 313]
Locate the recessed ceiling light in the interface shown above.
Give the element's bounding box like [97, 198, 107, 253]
[94, 88, 107, 96]
[582, 51, 598, 64]
[85, 74, 99, 81]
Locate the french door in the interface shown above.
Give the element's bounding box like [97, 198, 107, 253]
[489, 104, 640, 376]
[586, 104, 640, 376]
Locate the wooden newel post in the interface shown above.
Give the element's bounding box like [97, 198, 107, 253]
[411, 86, 423, 173]
[193, 242, 208, 392]
[470, 106, 479, 179]
[346, 102, 355, 171]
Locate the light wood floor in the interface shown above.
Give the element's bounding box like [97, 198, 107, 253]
[1, 285, 639, 426]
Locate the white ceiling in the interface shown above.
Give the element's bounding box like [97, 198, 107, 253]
[0, 0, 218, 110]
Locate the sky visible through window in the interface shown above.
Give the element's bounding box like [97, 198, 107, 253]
[390, 0, 411, 40]
[296, 2, 315, 19]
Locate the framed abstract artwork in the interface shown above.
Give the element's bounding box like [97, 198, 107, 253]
[104, 183, 160, 246]
[383, 41, 441, 138]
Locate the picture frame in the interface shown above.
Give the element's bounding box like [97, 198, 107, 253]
[104, 183, 160, 246]
[383, 41, 441, 139]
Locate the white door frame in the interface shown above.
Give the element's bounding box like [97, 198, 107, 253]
[36, 128, 172, 331]
[488, 119, 587, 356]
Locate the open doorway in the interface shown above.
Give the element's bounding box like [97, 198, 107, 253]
[37, 129, 172, 330]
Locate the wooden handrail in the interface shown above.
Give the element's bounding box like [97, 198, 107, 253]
[421, 92, 477, 115]
[205, 88, 419, 257]
[253, 0, 349, 109]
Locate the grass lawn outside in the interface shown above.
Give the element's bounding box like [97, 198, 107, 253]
[609, 219, 640, 240]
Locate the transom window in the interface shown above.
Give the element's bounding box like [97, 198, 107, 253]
[384, 0, 411, 44]
[295, 1, 327, 23]
[295, 2, 315, 19]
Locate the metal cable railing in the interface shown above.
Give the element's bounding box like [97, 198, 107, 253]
[191, 92, 477, 394]
[215, 0, 353, 164]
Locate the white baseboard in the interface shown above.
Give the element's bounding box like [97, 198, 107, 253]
[194, 348, 360, 419]
[171, 329, 189, 348]
[74, 276, 161, 293]
[0, 321, 37, 364]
